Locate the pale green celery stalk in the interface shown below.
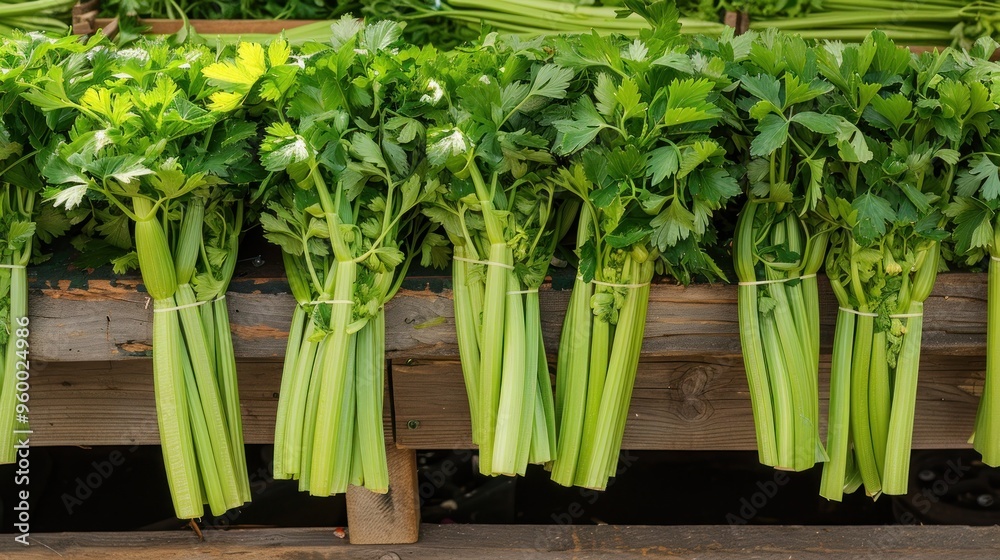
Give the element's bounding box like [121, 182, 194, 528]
[298, 341, 325, 493]
[768, 224, 815, 472]
[452, 245, 483, 445]
[477, 241, 510, 475]
[883, 246, 938, 494]
[329, 330, 358, 494]
[212, 296, 249, 503]
[211, 202, 249, 503]
[576, 257, 643, 490]
[550, 274, 593, 486]
[288, 318, 320, 481]
[734, 204, 778, 467]
[849, 312, 881, 497]
[868, 331, 890, 479]
[134, 196, 202, 518]
[276, 251, 317, 479]
[574, 308, 612, 488]
[801, 230, 830, 462]
[178, 332, 226, 514]
[515, 290, 541, 472]
[843, 446, 864, 494]
[767, 277, 814, 471]
[603, 259, 653, 484]
[784, 217, 825, 463]
[975, 252, 1000, 465]
[202, 298, 217, 371]
[152, 299, 202, 518]
[0, 259, 27, 464]
[350, 420, 364, 487]
[493, 269, 529, 476]
[737, 281, 777, 466]
[372, 309, 388, 488]
[175, 283, 241, 509]
[355, 311, 389, 493]
[820, 308, 857, 501]
[273, 304, 307, 479]
[882, 302, 924, 495]
[309, 259, 356, 496]
[528, 303, 556, 465]
[760, 309, 795, 469]
[172, 199, 241, 509]
[470, 161, 508, 476]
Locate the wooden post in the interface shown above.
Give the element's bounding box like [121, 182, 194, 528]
[345, 445, 420, 544]
[345, 360, 420, 544]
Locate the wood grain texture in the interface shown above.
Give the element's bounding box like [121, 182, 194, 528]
[5, 524, 1000, 559]
[25, 273, 990, 449]
[31, 361, 393, 447]
[27, 273, 991, 362]
[391, 354, 984, 451]
[346, 447, 420, 544]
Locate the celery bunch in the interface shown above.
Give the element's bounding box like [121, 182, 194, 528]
[549, 2, 742, 490]
[419, 31, 578, 477]
[208, 19, 443, 495]
[818, 32, 976, 500]
[28, 39, 258, 518]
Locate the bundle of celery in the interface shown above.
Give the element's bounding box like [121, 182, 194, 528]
[208, 21, 441, 495]
[943, 38, 1000, 467]
[363, 0, 726, 48]
[0, 0, 76, 36]
[28, 39, 257, 518]
[419, 31, 577, 477]
[0, 33, 80, 463]
[549, 2, 742, 490]
[747, 0, 1000, 47]
[818, 32, 973, 500]
[732, 30, 867, 471]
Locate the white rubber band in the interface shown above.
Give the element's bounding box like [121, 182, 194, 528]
[0, 264, 26, 269]
[453, 256, 515, 271]
[992, 255, 1000, 262]
[307, 299, 354, 306]
[738, 273, 817, 286]
[153, 295, 225, 313]
[575, 276, 650, 289]
[507, 288, 539, 295]
[839, 307, 923, 319]
[838, 307, 878, 318]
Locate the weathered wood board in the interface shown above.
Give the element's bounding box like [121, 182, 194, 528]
[30, 361, 392, 447]
[28, 272, 989, 362]
[4, 524, 1000, 559]
[26, 272, 990, 450]
[391, 354, 984, 451]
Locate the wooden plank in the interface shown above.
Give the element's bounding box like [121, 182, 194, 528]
[27, 272, 991, 363]
[32, 361, 280, 446]
[29, 353, 984, 451]
[31, 361, 393, 447]
[392, 354, 983, 450]
[5, 525, 1000, 559]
